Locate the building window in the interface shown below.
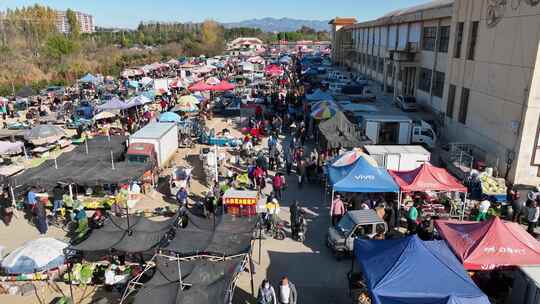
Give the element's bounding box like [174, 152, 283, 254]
[467, 21, 479, 60]
[454, 22, 464, 58]
[437, 26, 450, 53]
[432, 71, 445, 98]
[378, 58, 384, 73]
[458, 88, 470, 124]
[422, 27, 437, 51]
[446, 84, 456, 118]
[418, 68, 432, 92]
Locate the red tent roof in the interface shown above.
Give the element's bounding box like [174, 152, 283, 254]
[188, 81, 213, 92]
[389, 163, 466, 193]
[211, 80, 235, 92]
[265, 64, 284, 76]
[435, 217, 540, 270]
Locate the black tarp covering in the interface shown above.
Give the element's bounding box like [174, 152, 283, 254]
[164, 212, 256, 256]
[5, 136, 152, 189]
[73, 213, 179, 253]
[318, 111, 364, 149]
[134, 257, 243, 304]
[133, 256, 200, 304]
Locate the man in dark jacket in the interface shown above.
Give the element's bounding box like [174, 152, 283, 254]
[34, 200, 48, 235]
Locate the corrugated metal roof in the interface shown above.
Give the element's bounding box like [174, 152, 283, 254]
[347, 210, 384, 225]
[131, 122, 176, 140]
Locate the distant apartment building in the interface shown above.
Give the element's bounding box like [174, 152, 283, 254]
[226, 37, 265, 56]
[331, 0, 540, 186]
[56, 10, 95, 34]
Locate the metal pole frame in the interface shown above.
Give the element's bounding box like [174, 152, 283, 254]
[461, 191, 468, 221]
[9, 186, 16, 206]
[120, 254, 157, 304]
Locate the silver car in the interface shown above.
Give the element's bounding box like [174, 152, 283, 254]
[395, 95, 418, 111]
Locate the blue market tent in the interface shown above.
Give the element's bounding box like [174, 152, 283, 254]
[159, 112, 182, 123]
[354, 236, 490, 304]
[97, 98, 129, 110]
[328, 156, 398, 193]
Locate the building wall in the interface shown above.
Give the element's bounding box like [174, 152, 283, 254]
[342, 11, 452, 113]
[443, 0, 540, 184]
[55, 10, 95, 34]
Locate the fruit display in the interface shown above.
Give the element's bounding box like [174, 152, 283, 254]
[479, 173, 507, 195]
[81, 197, 115, 210]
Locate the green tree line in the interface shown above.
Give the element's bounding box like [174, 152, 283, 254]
[0, 4, 328, 95]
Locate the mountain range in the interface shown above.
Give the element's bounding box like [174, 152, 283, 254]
[223, 17, 330, 32]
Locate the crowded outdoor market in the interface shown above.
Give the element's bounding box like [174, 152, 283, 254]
[0, 39, 538, 304]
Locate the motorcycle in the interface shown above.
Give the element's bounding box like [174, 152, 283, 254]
[271, 220, 286, 240]
[253, 214, 286, 240]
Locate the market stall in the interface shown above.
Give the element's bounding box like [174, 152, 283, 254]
[1, 238, 67, 275]
[223, 189, 258, 217]
[351, 235, 490, 304]
[72, 213, 180, 254]
[467, 171, 507, 203]
[435, 217, 540, 270]
[327, 154, 399, 202]
[389, 163, 468, 216]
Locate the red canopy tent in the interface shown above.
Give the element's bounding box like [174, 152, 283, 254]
[435, 217, 540, 270]
[188, 81, 213, 92]
[211, 80, 236, 92]
[265, 64, 284, 76]
[389, 163, 467, 193]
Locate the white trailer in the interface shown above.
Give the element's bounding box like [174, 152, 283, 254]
[364, 145, 431, 171]
[360, 114, 437, 148]
[129, 122, 178, 168]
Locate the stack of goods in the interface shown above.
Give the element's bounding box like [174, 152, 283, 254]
[479, 173, 507, 202]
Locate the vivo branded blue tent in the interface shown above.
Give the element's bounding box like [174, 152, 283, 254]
[354, 236, 490, 304]
[328, 156, 398, 193]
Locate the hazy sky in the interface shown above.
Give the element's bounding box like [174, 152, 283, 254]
[1, 0, 431, 29]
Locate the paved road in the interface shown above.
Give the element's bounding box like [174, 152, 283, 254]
[234, 137, 351, 304]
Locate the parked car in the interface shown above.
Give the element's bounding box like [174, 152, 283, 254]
[395, 95, 418, 111]
[326, 210, 387, 258]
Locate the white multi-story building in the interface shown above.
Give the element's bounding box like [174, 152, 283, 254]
[331, 0, 540, 186]
[56, 10, 95, 34]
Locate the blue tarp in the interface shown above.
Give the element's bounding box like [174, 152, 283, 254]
[328, 157, 398, 193]
[159, 112, 182, 123]
[354, 236, 490, 304]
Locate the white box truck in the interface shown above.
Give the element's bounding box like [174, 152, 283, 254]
[359, 114, 437, 148]
[364, 145, 431, 171]
[128, 122, 178, 168]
